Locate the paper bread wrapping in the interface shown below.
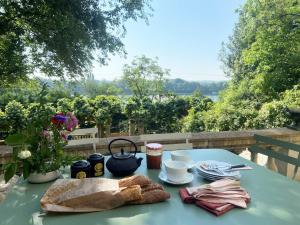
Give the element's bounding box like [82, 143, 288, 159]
[40, 175, 170, 212]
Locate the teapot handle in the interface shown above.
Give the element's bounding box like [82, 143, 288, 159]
[108, 138, 138, 158]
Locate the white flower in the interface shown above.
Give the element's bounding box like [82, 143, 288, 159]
[18, 150, 32, 159]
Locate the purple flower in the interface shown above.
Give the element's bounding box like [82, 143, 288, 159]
[51, 113, 67, 125]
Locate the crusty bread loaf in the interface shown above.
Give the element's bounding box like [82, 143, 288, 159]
[118, 175, 152, 187]
[141, 183, 164, 193]
[120, 175, 170, 205]
[129, 189, 170, 204]
[40, 179, 79, 206]
[40, 175, 170, 212]
[118, 185, 142, 202]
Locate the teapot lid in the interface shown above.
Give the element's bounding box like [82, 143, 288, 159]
[113, 148, 132, 159]
[71, 160, 90, 168]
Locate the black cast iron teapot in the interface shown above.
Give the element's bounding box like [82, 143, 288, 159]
[106, 138, 143, 177]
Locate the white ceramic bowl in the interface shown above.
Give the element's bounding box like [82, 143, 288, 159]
[27, 170, 60, 183]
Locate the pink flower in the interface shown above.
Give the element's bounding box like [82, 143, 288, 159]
[42, 130, 51, 140]
[65, 112, 78, 131]
[60, 132, 67, 141]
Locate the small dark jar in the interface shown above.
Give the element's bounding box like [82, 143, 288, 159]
[71, 160, 91, 179]
[87, 153, 105, 177]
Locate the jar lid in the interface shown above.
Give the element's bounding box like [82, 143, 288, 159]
[114, 151, 132, 159]
[88, 153, 104, 161]
[146, 143, 162, 150]
[71, 160, 90, 168]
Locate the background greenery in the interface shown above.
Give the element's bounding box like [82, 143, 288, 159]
[1, 0, 300, 137]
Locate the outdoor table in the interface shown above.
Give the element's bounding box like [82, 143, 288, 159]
[1, 149, 300, 225]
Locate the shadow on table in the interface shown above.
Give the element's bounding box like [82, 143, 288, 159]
[38, 202, 171, 225]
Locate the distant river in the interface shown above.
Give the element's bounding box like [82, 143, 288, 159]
[120, 94, 219, 102]
[206, 95, 218, 101]
[177, 94, 218, 102]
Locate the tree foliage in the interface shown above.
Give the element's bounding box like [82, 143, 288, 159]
[82, 75, 123, 97]
[0, 0, 152, 82]
[122, 55, 169, 100]
[220, 0, 300, 97]
[200, 0, 300, 132]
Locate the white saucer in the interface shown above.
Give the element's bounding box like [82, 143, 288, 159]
[185, 160, 196, 169]
[159, 171, 194, 185]
[165, 159, 195, 170]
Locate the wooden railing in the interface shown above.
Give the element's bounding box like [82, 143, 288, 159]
[1, 127, 300, 164]
[65, 127, 300, 156]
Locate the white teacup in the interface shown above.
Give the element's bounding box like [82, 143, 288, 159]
[164, 159, 188, 182]
[171, 151, 192, 163]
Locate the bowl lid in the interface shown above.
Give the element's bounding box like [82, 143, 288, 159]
[71, 160, 90, 168]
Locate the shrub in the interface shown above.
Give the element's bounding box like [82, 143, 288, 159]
[254, 101, 292, 128]
[281, 85, 300, 108]
[182, 109, 205, 132]
[56, 98, 73, 113]
[5, 100, 27, 133]
[27, 103, 56, 128]
[0, 110, 9, 139]
[72, 97, 95, 128]
[203, 104, 258, 131]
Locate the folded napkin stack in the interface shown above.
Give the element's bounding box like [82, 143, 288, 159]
[179, 178, 250, 216]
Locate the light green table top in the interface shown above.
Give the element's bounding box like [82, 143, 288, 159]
[1, 149, 300, 225]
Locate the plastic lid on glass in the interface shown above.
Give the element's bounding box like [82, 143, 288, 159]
[146, 143, 162, 150]
[71, 160, 90, 168]
[88, 153, 104, 161]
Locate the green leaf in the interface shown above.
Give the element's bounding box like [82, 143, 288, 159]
[5, 133, 27, 146]
[4, 163, 17, 183]
[22, 161, 31, 179]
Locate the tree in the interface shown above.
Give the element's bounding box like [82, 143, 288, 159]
[0, 79, 41, 109]
[122, 55, 169, 100]
[205, 0, 300, 131]
[82, 75, 122, 97]
[124, 96, 154, 135]
[0, 0, 152, 82]
[220, 0, 300, 98]
[93, 95, 122, 137]
[47, 80, 72, 104]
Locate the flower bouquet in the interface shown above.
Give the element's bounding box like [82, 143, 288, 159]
[3, 111, 78, 183]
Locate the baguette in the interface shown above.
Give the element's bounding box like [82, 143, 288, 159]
[141, 183, 164, 193]
[118, 185, 142, 202]
[119, 175, 152, 187]
[129, 189, 170, 204]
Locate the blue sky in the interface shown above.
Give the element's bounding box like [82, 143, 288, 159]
[93, 0, 245, 81]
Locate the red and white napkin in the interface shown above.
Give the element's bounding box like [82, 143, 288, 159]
[179, 179, 250, 216]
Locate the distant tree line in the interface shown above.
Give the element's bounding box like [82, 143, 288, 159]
[39, 77, 227, 98]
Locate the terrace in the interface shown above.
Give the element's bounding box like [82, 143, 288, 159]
[1, 0, 300, 224]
